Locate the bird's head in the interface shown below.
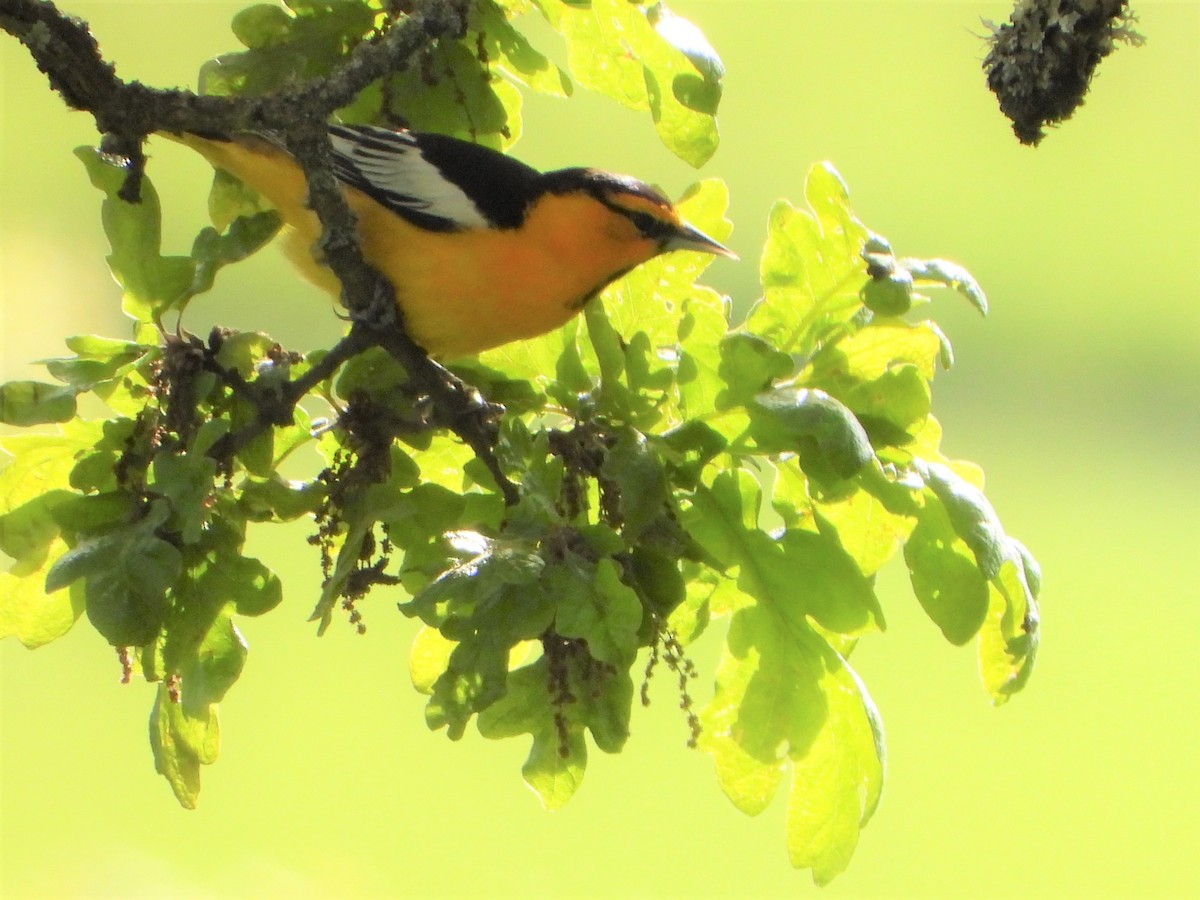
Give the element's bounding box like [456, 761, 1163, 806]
[542, 168, 737, 264]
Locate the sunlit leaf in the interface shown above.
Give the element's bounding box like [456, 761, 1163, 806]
[478, 1, 572, 97]
[75, 148, 195, 322]
[0, 382, 78, 426]
[902, 257, 988, 315]
[187, 211, 280, 299]
[979, 557, 1040, 703]
[197, 552, 283, 617]
[786, 652, 885, 885]
[748, 164, 869, 354]
[150, 684, 201, 809]
[550, 558, 642, 667]
[538, 0, 721, 164]
[747, 388, 874, 483]
[903, 491, 990, 645]
[387, 40, 516, 148]
[0, 539, 84, 648]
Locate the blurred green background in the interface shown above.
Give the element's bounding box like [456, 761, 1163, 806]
[2, 2, 1197, 897]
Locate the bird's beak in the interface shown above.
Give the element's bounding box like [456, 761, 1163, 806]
[663, 222, 738, 260]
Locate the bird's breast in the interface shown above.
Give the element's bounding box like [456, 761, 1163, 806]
[351, 191, 658, 358]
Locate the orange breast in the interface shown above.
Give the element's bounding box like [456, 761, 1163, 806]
[351, 192, 657, 358]
[177, 134, 659, 359]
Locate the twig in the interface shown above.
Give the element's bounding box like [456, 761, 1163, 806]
[0, 0, 520, 505]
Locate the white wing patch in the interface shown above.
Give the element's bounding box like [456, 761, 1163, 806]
[328, 125, 492, 231]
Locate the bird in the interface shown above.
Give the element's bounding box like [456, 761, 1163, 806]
[171, 124, 735, 359]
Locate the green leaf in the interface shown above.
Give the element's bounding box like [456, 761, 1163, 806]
[1, 429, 102, 558]
[550, 558, 642, 667]
[237, 474, 325, 522]
[700, 597, 885, 883]
[478, 651, 632, 808]
[38, 336, 151, 404]
[151, 451, 218, 546]
[522, 714, 588, 809]
[630, 545, 685, 617]
[401, 533, 560, 738]
[0, 541, 85, 648]
[600, 430, 669, 540]
[207, 167, 272, 231]
[677, 291, 732, 420]
[914, 459, 1007, 580]
[196, 552, 283, 617]
[684, 468, 882, 638]
[64, 334, 143, 359]
[747, 388, 874, 482]
[401, 534, 545, 627]
[40, 343, 150, 396]
[778, 527, 884, 637]
[814, 482, 916, 577]
[48, 492, 136, 536]
[699, 604, 824, 813]
[583, 299, 626, 390]
[44, 532, 112, 593]
[680, 469, 761, 571]
[75, 148, 195, 322]
[661, 419, 727, 489]
[409, 625, 458, 694]
[0, 382, 77, 426]
[859, 268, 913, 316]
[85, 547, 179, 646]
[906, 459, 1040, 699]
[334, 345, 410, 404]
[425, 633, 512, 739]
[542, 0, 721, 165]
[979, 557, 1040, 703]
[156, 596, 246, 788]
[672, 566, 744, 643]
[648, 2, 725, 82]
[231, 3, 293, 48]
[902, 257, 988, 315]
[0, 490, 72, 567]
[786, 654, 885, 885]
[839, 365, 932, 446]
[79, 512, 182, 647]
[150, 684, 201, 809]
[477, 658, 587, 809]
[576, 662, 634, 754]
[748, 164, 869, 354]
[810, 321, 943, 384]
[200, 1, 376, 98]
[716, 333, 793, 410]
[478, 0, 573, 97]
[386, 40, 515, 147]
[186, 211, 281, 300]
[193, 607, 249, 705]
[902, 492, 990, 645]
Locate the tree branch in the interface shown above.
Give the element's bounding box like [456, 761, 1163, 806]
[0, 0, 520, 505]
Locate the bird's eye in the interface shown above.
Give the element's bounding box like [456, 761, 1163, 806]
[629, 210, 663, 237]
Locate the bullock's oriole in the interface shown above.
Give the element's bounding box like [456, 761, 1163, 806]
[174, 125, 735, 359]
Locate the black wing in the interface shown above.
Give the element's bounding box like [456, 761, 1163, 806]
[327, 125, 541, 232]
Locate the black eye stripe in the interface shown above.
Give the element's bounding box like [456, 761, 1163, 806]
[630, 210, 657, 232]
[610, 205, 670, 238]
[594, 192, 678, 239]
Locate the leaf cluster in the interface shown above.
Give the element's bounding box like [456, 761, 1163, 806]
[0, 0, 1040, 882]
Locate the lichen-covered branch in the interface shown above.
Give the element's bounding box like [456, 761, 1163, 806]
[984, 0, 1144, 145]
[0, 0, 518, 504]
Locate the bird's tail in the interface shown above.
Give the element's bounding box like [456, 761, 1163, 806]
[159, 130, 311, 227]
